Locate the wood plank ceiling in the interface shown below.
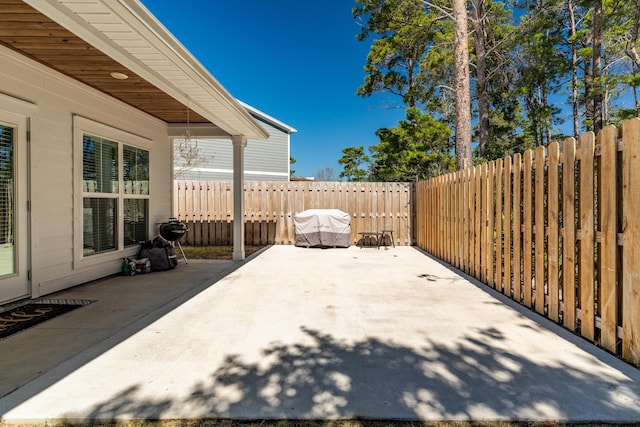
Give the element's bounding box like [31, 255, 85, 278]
[0, 0, 207, 123]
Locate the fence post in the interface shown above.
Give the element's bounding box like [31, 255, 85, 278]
[622, 118, 640, 365]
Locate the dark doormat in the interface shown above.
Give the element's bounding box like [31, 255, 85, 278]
[0, 299, 93, 340]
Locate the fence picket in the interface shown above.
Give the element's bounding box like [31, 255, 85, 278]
[480, 164, 488, 283]
[622, 118, 640, 364]
[513, 154, 522, 302]
[487, 162, 495, 288]
[474, 165, 481, 280]
[579, 132, 596, 341]
[548, 142, 560, 322]
[599, 125, 619, 352]
[503, 157, 512, 298]
[496, 160, 503, 292]
[523, 150, 533, 308]
[535, 146, 546, 315]
[562, 138, 577, 330]
[463, 168, 470, 274]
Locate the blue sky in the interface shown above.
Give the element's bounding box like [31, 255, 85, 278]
[141, 1, 404, 178]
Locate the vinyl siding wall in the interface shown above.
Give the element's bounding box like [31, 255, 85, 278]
[176, 117, 291, 181]
[0, 45, 173, 299]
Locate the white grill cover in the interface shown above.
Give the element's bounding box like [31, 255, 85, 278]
[294, 209, 351, 248]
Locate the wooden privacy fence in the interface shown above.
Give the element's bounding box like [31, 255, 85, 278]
[416, 117, 640, 366]
[174, 180, 415, 247]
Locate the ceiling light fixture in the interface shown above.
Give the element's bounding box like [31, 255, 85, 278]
[110, 72, 129, 80]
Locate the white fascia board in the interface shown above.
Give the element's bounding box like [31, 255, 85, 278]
[237, 100, 298, 135]
[23, 0, 268, 140]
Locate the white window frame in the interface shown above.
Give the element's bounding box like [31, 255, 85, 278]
[0, 93, 36, 291]
[73, 115, 151, 268]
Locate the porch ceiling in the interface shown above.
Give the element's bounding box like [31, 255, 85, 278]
[0, 0, 268, 139]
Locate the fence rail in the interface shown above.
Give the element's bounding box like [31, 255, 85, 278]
[174, 180, 415, 247]
[416, 117, 640, 366]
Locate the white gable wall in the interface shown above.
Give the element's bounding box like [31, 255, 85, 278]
[176, 118, 291, 181]
[0, 45, 173, 300]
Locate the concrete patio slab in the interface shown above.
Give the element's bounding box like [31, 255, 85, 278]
[1, 245, 639, 424]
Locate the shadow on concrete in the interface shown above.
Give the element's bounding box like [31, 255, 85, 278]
[69, 326, 640, 422]
[0, 250, 269, 411]
[4, 245, 640, 423]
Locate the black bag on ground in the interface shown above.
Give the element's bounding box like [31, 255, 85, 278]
[138, 237, 178, 271]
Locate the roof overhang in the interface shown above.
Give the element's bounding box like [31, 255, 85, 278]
[238, 100, 297, 135]
[6, 0, 268, 140]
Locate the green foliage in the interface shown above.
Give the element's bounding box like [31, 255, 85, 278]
[369, 108, 454, 181]
[475, 91, 531, 161]
[338, 146, 371, 182]
[351, 0, 639, 179]
[354, 0, 450, 109]
[290, 155, 296, 176]
[353, 0, 458, 178]
[512, 0, 570, 146]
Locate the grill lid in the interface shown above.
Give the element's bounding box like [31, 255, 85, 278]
[159, 219, 187, 241]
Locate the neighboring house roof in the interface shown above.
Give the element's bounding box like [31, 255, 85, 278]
[8, 0, 267, 140]
[238, 100, 297, 136]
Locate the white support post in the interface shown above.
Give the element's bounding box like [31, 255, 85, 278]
[232, 135, 247, 261]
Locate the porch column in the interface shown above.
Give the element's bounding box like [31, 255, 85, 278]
[232, 135, 247, 261]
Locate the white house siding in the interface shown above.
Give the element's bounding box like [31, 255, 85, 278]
[0, 45, 173, 300]
[177, 117, 291, 181]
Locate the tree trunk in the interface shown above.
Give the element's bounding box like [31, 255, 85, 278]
[471, 0, 489, 158]
[584, 41, 593, 132]
[453, 0, 472, 170]
[628, 0, 640, 68]
[543, 86, 551, 145]
[407, 56, 417, 109]
[568, 0, 579, 138]
[592, 0, 603, 133]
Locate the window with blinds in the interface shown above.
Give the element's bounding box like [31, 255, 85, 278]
[0, 124, 14, 275]
[82, 133, 149, 256]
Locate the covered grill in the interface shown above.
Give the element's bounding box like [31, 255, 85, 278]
[294, 209, 351, 248]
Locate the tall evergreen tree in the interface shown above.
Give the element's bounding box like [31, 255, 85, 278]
[471, 0, 519, 160]
[354, 0, 456, 177]
[369, 108, 453, 181]
[339, 146, 371, 181]
[354, 0, 441, 109]
[514, 0, 569, 146]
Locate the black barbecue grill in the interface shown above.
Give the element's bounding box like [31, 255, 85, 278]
[158, 218, 188, 263]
